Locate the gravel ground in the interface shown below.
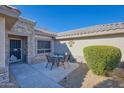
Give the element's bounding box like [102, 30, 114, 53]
[0, 70, 19, 88]
[59, 63, 124, 88]
[82, 70, 124, 88]
[81, 70, 111, 88]
[59, 63, 89, 88]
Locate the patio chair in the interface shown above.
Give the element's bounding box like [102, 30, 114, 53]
[60, 55, 70, 68]
[45, 55, 57, 70]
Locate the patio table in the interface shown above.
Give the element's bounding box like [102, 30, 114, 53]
[52, 55, 64, 67]
[53, 55, 64, 58]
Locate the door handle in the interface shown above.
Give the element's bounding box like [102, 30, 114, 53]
[14, 49, 18, 51]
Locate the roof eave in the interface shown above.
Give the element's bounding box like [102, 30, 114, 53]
[56, 29, 124, 40]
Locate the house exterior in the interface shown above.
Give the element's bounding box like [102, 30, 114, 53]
[7, 17, 55, 64]
[1, 5, 124, 84]
[0, 6, 55, 83]
[55, 23, 124, 63]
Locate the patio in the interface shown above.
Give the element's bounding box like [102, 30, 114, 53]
[10, 62, 79, 88]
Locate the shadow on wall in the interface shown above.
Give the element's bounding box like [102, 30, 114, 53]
[54, 40, 77, 63]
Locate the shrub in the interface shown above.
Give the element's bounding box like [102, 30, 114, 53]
[83, 45, 122, 75]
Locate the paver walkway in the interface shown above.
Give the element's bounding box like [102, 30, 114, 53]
[10, 63, 63, 88]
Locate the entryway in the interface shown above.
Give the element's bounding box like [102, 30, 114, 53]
[8, 35, 28, 64]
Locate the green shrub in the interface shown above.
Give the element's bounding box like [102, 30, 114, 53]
[83, 45, 122, 75]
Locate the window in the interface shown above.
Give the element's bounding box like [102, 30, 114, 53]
[37, 40, 51, 54]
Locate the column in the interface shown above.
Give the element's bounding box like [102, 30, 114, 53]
[0, 16, 5, 67]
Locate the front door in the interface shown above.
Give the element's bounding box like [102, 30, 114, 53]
[9, 39, 22, 63]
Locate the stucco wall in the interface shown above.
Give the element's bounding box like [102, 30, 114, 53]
[55, 33, 124, 63]
[7, 17, 35, 36]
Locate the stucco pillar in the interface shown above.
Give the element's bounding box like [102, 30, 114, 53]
[0, 16, 5, 67]
[0, 16, 9, 83]
[27, 35, 35, 63]
[51, 39, 54, 55]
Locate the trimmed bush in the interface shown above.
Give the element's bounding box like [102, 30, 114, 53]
[83, 45, 122, 75]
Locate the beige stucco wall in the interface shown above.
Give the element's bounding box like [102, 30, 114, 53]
[55, 33, 124, 63]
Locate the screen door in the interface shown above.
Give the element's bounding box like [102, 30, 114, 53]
[9, 39, 22, 63]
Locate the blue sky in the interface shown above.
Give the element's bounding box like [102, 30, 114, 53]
[14, 5, 124, 32]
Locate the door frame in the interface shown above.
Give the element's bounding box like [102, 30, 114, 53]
[9, 38, 22, 63]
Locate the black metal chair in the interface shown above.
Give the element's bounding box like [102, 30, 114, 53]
[45, 55, 57, 70]
[60, 55, 70, 68]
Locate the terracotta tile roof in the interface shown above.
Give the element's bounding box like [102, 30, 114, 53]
[4, 5, 21, 14]
[56, 22, 124, 39]
[35, 28, 56, 37]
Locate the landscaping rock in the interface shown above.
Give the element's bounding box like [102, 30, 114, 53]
[112, 68, 124, 78]
[81, 69, 124, 88]
[81, 70, 111, 88]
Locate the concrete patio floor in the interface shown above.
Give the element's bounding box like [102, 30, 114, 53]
[10, 63, 63, 88]
[10, 62, 79, 88]
[31, 62, 79, 82]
